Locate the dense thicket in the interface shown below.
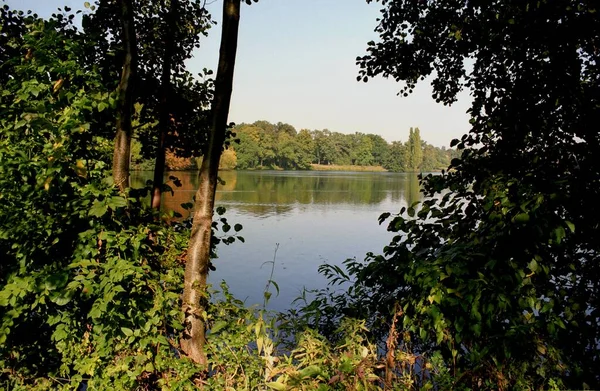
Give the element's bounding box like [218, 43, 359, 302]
[308, 0, 600, 389]
[232, 121, 458, 171]
[0, 3, 217, 387]
[3, 3, 440, 390]
[5, 0, 597, 389]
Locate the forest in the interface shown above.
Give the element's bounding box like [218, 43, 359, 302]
[231, 122, 459, 171]
[132, 121, 460, 172]
[1, 0, 599, 390]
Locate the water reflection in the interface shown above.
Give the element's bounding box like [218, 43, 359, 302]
[132, 170, 423, 218]
[130, 170, 424, 311]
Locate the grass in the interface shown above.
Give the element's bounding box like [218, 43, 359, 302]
[310, 164, 388, 172]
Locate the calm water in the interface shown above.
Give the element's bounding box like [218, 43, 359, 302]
[132, 170, 422, 312]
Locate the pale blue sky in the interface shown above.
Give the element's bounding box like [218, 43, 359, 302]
[5, 0, 471, 147]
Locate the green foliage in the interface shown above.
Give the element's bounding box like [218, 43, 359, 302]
[407, 127, 423, 172]
[0, 13, 458, 390]
[233, 121, 313, 170]
[383, 141, 408, 172]
[308, 0, 600, 389]
[83, 0, 215, 161]
[234, 122, 455, 171]
[366, 133, 390, 166]
[0, 13, 191, 387]
[0, 8, 225, 388]
[0, 15, 459, 386]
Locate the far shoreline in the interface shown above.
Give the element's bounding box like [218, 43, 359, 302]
[132, 165, 446, 173]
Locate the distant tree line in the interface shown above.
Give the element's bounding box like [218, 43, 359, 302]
[232, 120, 459, 171]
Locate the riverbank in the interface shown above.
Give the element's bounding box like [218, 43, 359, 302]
[310, 164, 387, 172]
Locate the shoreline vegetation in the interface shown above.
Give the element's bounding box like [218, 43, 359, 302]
[131, 120, 459, 173]
[2, 0, 598, 389]
[132, 165, 413, 173]
[310, 163, 387, 172]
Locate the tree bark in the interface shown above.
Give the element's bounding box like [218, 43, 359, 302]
[180, 0, 241, 365]
[151, 0, 178, 210]
[113, 0, 137, 192]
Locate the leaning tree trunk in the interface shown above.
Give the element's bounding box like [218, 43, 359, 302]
[113, 0, 137, 191]
[180, 0, 241, 365]
[151, 0, 178, 210]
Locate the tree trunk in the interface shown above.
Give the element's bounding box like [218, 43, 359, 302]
[151, 0, 178, 210]
[180, 0, 241, 365]
[113, 0, 137, 192]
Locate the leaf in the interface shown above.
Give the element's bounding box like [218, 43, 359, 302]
[53, 79, 64, 93]
[53, 325, 68, 341]
[89, 200, 108, 217]
[528, 258, 539, 272]
[565, 220, 575, 233]
[234, 223, 243, 232]
[339, 358, 353, 373]
[266, 382, 287, 391]
[121, 327, 133, 337]
[513, 213, 530, 223]
[264, 291, 272, 302]
[50, 291, 72, 306]
[553, 226, 565, 244]
[210, 320, 227, 334]
[107, 196, 127, 209]
[256, 336, 263, 353]
[378, 212, 391, 224]
[268, 280, 280, 297]
[299, 365, 322, 378]
[45, 272, 69, 290]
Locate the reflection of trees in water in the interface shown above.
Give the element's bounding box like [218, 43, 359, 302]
[218, 202, 294, 217]
[222, 172, 418, 206]
[405, 173, 421, 206]
[130, 170, 423, 217]
[386, 172, 421, 206]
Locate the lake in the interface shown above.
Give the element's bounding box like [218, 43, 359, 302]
[132, 170, 422, 312]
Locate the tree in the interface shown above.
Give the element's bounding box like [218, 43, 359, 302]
[181, 0, 254, 364]
[383, 141, 408, 172]
[112, 0, 137, 191]
[333, 0, 600, 388]
[84, 0, 213, 198]
[367, 133, 390, 166]
[234, 123, 275, 167]
[406, 127, 423, 172]
[297, 128, 316, 166]
[149, 0, 213, 209]
[311, 129, 328, 164]
[234, 129, 261, 169]
[421, 142, 442, 172]
[349, 132, 374, 166]
[329, 131, 352, 165]
[0, 9, 192, 384]
[150, 0, 179, 208]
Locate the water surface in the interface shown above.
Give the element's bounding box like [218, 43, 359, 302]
[132, 170, 422, 311]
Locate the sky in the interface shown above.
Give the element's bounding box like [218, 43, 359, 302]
[5, 0, 472, 147]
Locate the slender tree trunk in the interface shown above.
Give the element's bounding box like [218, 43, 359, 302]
[113, 0, 137, 192]
[151, 0, 178, 210]
[180, 0, 241, 365]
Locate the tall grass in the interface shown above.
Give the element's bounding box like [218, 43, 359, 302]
[310, 164, 387, 172]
